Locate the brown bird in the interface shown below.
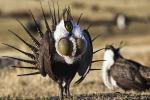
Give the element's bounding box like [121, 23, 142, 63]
[3, 2, 103, 99]
[102, 45, 150, 91]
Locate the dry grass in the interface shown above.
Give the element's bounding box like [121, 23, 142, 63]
[0, 0, 150, 99]
[0, 34, 150, 98]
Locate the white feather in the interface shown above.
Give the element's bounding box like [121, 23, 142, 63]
[110, 76, 118, 87]
[64, 57, 75, 64]
[73, 24, 83, 38]
[54, 19, 87, 64]
[102, 49, 118, 89]
[54, 19, 69, 41]
[69, 37, 76, 57]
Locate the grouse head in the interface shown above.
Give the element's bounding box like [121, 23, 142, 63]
[105, 45, 123, 61]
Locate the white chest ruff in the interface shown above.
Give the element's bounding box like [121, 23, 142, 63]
[53, 19, 87, 64]
[102, 50, 118, 89]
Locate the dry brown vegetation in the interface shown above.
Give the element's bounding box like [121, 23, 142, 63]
[0, 0, 150, 99]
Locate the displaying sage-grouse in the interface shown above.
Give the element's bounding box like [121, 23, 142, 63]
[3, 2, 102, 99]
[102, 45, 150, 91]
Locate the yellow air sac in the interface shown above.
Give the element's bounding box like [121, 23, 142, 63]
[76, 38, 85, 56]
[58, 38, 73, 56]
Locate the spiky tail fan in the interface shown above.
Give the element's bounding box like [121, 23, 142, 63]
[3, 2, 70, 77]
[2, 4, 48, 76]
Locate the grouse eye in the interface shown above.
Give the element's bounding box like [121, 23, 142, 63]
[65, 21, 73, 32]
[76, 38, 85, 56]
[58, 38, 73, 56]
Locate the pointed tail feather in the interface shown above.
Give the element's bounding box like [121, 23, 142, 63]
[92, 34, 101, 42]
[48, 0, 55, 30]
[16, 19, 40, 47]
[8, 30, 38, 53]
[92, 60, 105, 63]
[74, 68, 101, 86]
[86, 24, 92, 30]
[74, 76, 85, 86]
[52, 0, 57, 25]
[93, 48, 105, 54]
[90, 68, 101, 71]
[62, 8, 68, 20]
[77, 13, 83, 25]
[66, 7, 72, 20]
[17, 72, 40, 76]
[2, 43, 35, 59]
[29, 10, 43, 37]
[40, 1, 51, 31]
[3, 56, 36, 65]
[12, 66, 38, 70]
[57, 1, 60, 23]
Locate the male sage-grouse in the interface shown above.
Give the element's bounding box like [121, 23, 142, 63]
[3, 2, 102, 99]
[102, 45, 150, 91]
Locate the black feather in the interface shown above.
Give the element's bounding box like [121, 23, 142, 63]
[57, 1, 60, 22]
[74, 68, 101, 85]
[12, 66, 38, 70]
[92, 34, 101, 42]
[66, 7, 72, 20]
[29, 10, 43, 37]
[77, 13, 83, 25]
[62, 8, 67, 20]
[2, 43, 35, 59]
[17, 72, 40, 76]
[16, 19, 40, 47]
[90, 68, 101, 71]
[52, 0, 57, 25]
[86, 24, 92, 30]
[8, 30, 38, 53]
[40, 1, 51, 31]
[92, 60, 105, 63]
[48, 1, 54, 30]
[93, 48, 105, 54]
[74, 76, 85, 86]
[3, 56, 36, 65]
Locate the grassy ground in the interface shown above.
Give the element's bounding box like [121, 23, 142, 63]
[0, 0, 150, 99]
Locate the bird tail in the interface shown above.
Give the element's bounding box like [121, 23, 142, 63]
[3, 2, 73, 77]
[2, 2, 47, 76]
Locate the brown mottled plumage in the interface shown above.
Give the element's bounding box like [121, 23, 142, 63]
[110, 58, 149, 91]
